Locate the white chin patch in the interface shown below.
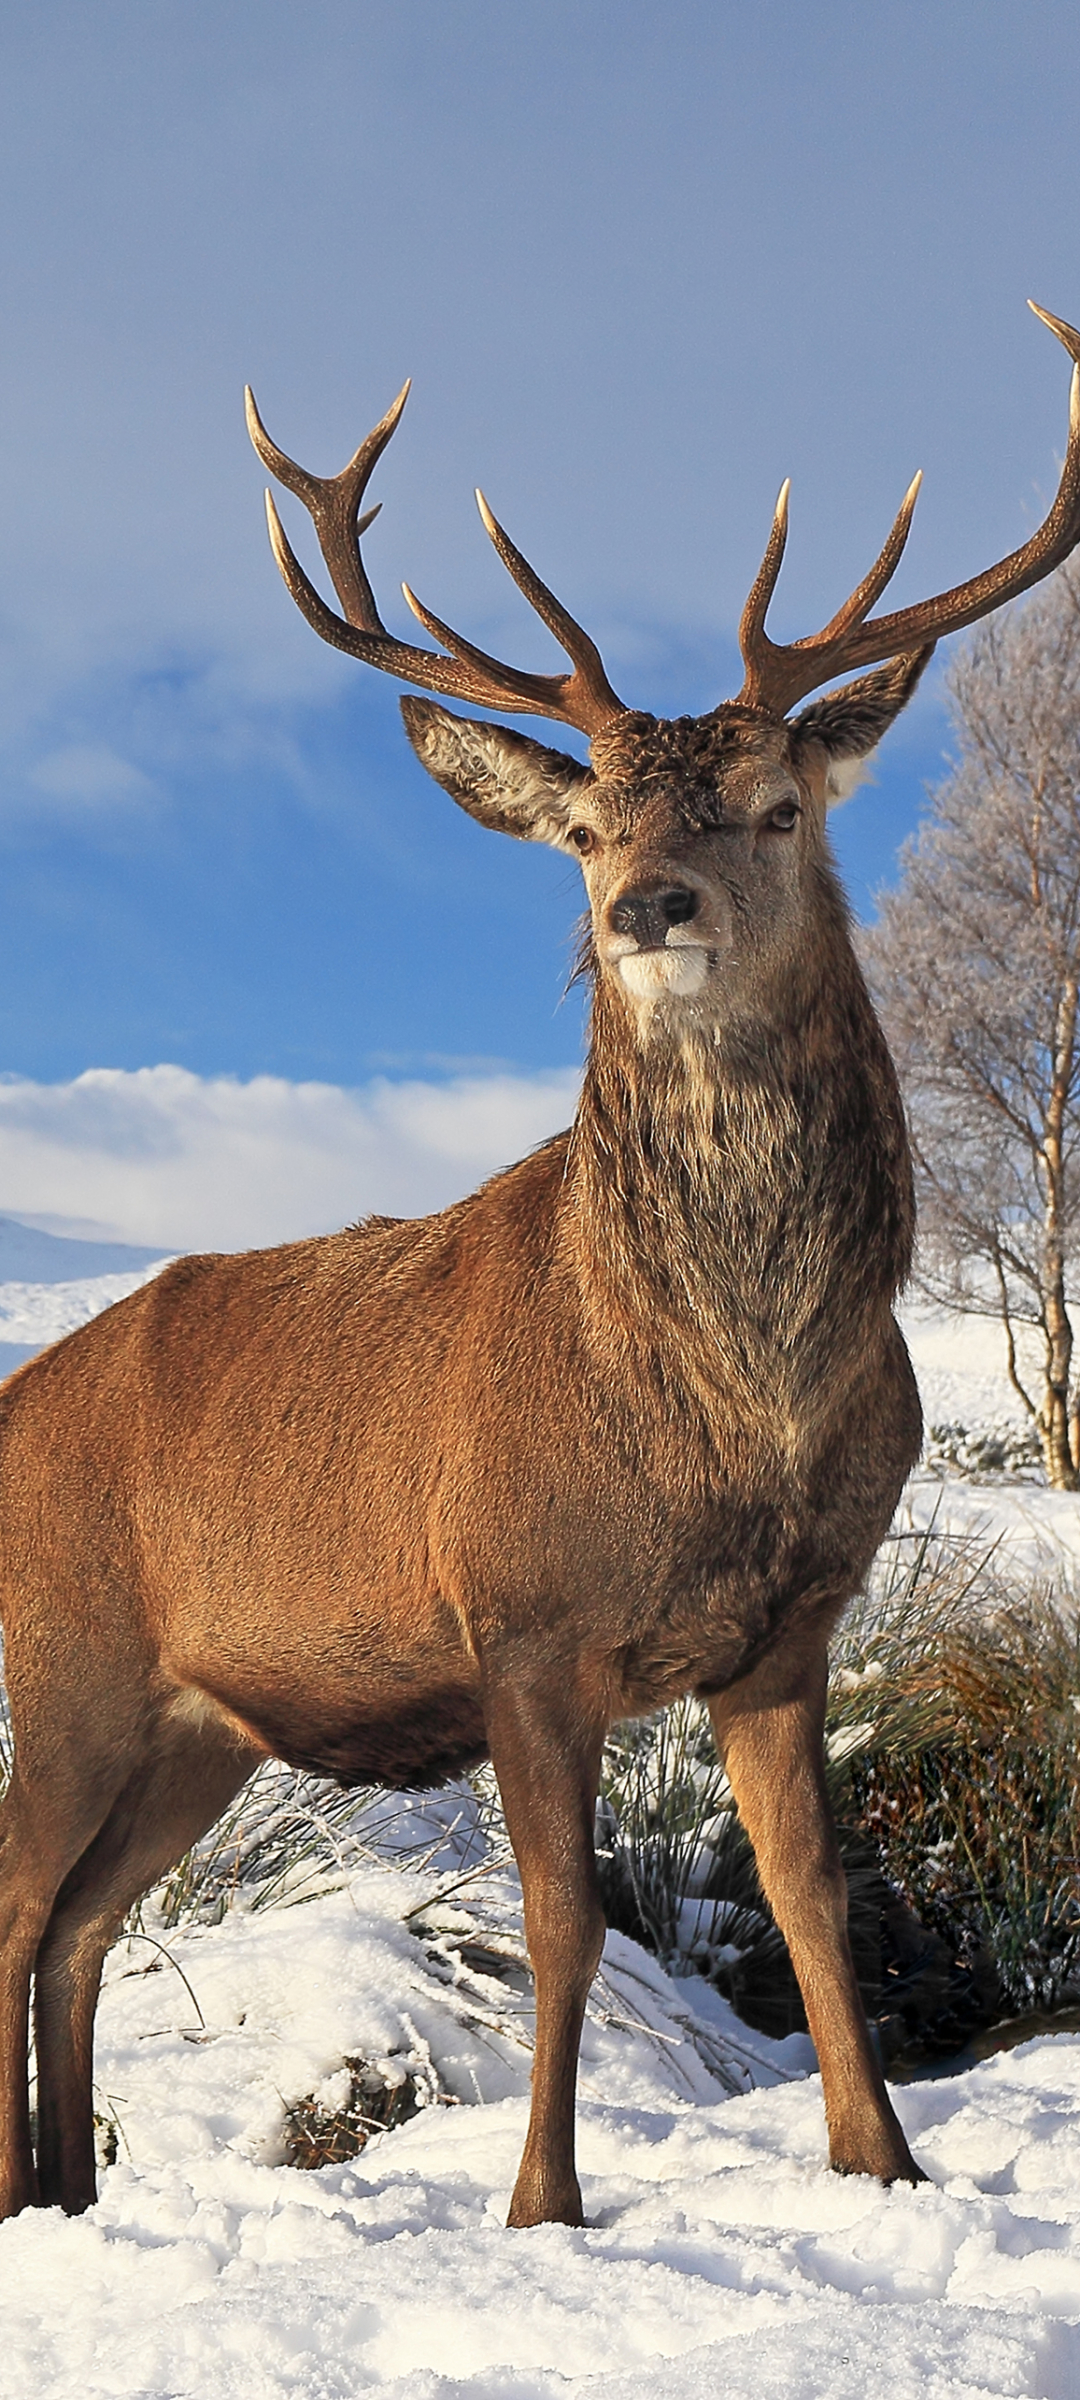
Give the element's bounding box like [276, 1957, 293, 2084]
[618, 946, 709, 1000]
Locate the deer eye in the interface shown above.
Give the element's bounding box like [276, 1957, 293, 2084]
[567, 825, 597, 856]
[766, 799, 800, 832]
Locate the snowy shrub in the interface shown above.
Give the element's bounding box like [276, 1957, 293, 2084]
[595, 1700, 798, 2035]
[848, 1591, 1080, 2016]
[596, 1524, 1080, 2048]
[924, 1420, 1044, 1480]
[151, 1765, 504, 1927]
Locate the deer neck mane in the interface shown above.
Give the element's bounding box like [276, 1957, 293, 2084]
[561, 913, 914, 1419]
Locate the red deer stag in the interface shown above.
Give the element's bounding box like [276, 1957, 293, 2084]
[2, 305, 1080, 2227]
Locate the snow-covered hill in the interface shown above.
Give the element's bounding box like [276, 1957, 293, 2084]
[0, 1213, 173, 1378]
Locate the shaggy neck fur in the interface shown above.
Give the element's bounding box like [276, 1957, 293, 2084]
[560, 859, 914, 1446]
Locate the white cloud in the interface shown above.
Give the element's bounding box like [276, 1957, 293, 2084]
[29, 743, 157, 809]
[0, 1064, 581, 1253]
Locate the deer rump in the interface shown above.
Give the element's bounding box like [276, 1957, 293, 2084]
[3, 298, 1080, 2230]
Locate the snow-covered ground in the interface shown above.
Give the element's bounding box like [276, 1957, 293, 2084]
[899, 1298, 1080, 1579]
[3, 1836, 1080, 2400]
[901, 1296, 1033, 1438]
[0, 1782, 1076, 2400]
[3, 1215, 1080, 2395]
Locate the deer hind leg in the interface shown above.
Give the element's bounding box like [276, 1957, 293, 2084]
[33, 1706, 259, 2215]
[0, 1789, 96, 2218]
[0, 1863, 45, 2216]
[708, 1630, 923, 2186]
[0, 1750, 136, 2220]
[484, 1661, 607, 2229]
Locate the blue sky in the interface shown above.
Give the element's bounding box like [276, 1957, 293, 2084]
[1, 1, 1079, 1240]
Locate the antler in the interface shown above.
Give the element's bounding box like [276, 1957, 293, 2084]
[737, 302, 1080, 719]
[245, 385, 625, 737]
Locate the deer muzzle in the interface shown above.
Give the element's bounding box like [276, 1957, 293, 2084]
[602, 879, 720, 1001]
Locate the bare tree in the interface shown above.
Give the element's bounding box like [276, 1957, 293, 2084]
[863, 558, 1080, 1488]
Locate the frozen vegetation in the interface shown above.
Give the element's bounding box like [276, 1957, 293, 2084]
[2, 1216, 1080, 2395]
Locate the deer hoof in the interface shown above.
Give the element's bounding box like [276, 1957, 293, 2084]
[830, 2141, 927, 2187]
[506, 2175, 585, 2229]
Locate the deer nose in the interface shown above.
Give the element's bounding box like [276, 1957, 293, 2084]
[608, 885, 700, 947]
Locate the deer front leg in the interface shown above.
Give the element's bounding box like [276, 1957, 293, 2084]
[484, 1662, 606, 2228]
[708, 1633, 923, 2185]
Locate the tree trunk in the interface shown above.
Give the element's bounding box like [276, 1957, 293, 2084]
[1038, 974, 1079, 1489]
[1038, 1380, 1078, 1488]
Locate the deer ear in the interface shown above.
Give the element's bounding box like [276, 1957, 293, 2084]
[787, 647, 933, 806]
[401, 696, 592, 844]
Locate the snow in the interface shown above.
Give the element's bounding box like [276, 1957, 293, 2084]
[0, 1267, 172, 1352]
[899, 1471, 1080, 1580]
[900, 1295, 1034, 1438]
[3, 1228, 1080, 2392]
[4, 1852, 1080, 2399]
[898, 1296, 1080, 1579]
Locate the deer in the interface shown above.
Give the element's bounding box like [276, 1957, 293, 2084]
[2, 305, 1079, 2229]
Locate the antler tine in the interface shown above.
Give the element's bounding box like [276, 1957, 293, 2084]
[246, 381, 410, 633]
[736, 303, 1080, 719]
[474, 490, 625, 734]
[251, 384, 626, 735]
[738, 480, 790, 671]
[398, 579, 616, 727]
[738, 472, 922, 716]
[813, 471, 923, 645]
[262, 486, 619, 726]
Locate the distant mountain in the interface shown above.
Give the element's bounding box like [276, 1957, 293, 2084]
[0, 1215, 175, 1380]
[0, 1215, 170, 1285]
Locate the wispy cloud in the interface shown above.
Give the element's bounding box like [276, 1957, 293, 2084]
[0, 1064, 581, 1251]
[29, 742, 158, 810]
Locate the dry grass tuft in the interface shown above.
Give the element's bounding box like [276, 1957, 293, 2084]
[280, 2058, 421, 2170]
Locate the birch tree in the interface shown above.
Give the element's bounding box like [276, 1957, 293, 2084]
[862, 560, 1080, 1488]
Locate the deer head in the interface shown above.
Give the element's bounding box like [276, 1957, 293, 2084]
[247, 304, 1080, 1042]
